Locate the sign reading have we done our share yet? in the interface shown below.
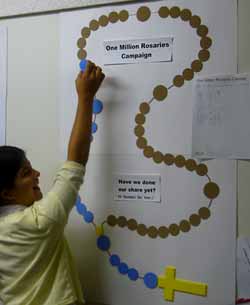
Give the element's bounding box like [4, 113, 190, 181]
[103, 37, 173, 65]
[113, 174, 161, 202]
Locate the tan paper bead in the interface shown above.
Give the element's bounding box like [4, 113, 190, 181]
[179, 220, 191, 232]
[164, 154, 175, 165]
[99, 15, 109, 27]
[200, 36, 212, 49]
[183, 68, 194, 81]
[199, 49, 210, 62]
[173, 75, 184, 87]
[127, 219, 137, 230]
[175, 155, 186, 167]
[89, 19, 99, 31]
[180, 9, 192, 21]
[158, 226, 169, 238]
[199, 207, 211, 220]
[196, 164, 208, 176]
[109, 11, 119, 23]
[77, 49, 87, 60]
[153, 85, 168, 101]
[81, 27, 91, 38]
[107, 215, 117, 226]
[135, 113, 145, 124]
[118, 216, 127, 227]
[158, 6, 169, 18]
[185, 159, 197, 171]
[189, 214, 201, 226]
[136, 137, 147, 149]
[191, 60, 203, 72]
[169, 224, 180, 236]
[119, 10, 129, 22]
[137, 224, 147, 236]
[144, 146, 154, 158]
[134, 125, 145, 137]
[148, 226, 158, 238]
[153, 151, 164, 164]
[204, 182, 220, 199]
[77, 38, 86, 48]
[197, 25, 209, 37]
[140, 102, 150, 114]
[137, 6, 151, 22]
[190, 15, 201, 28]
[170, 6, 181, 18]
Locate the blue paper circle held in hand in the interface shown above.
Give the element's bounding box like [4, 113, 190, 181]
[97, 235, 111, 251]
[118, 262, 129, 275]
[143, 273, 158, 289]
[128, 268, 139, 281]
[91, 122, 98, 134]
[79, 59, 87, 71]
[110, 254, 120, 266]
[84, 211, 94, 223]
[93, 99, 103, 114]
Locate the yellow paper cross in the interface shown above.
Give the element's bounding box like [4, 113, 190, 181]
[158, 266, 208, 301]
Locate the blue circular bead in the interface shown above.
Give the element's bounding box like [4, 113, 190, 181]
[128, 268, 139, 281]
[93, 99, 103, 114]
[97, 235, 111, 251]
[91, 122, 98, 134]
[79, 59, 87, 71]
[118, 263, 128, 275]
[143, 273, 158, 289]
[76, 202, 87, 215]
[109, 254, 120, 266]
[84, 211, 94, 223]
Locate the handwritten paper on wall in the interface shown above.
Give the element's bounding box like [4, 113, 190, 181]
[192, 74, 250, 159]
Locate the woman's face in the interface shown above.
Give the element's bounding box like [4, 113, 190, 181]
[6, 158, 43, 206]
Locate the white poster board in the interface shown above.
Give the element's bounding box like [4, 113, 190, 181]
[0, 27, 7, 145]
[60, 1, 237, 304]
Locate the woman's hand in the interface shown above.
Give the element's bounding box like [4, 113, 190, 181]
[75, 61, 105, 101]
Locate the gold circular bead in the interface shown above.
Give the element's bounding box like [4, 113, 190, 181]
[173, 75, 184, 87]
[119, 10, 129, 22]
[137, 6, 151, 22]
[204, 182, 220, 199]
[153, 151, 164, 164]
[170, 6, 181, 18]
[109, 11, 119, 23]
[89, 19, 99, 31]
[164, 153, 175, 165]
[200, 36, 212, 49]
[191, 60, 203, 72]
[144, 146, 154, 158]
[199, 49, 210, 62]
[180, 9, 192, 21]
[185, 159, 197, 171]
[183, 68, 194, 81]
[179, 220, 191, 232]
[140, 102, 150, 114]
[190, 15, 201, 28]
[148, 226, 158, 238]
[99, 15, 109, 27]
[197, 25, 209, 37]
[196, 164, 208, 176]
[136, 137, 147, 149]
[127, 219, 137, 230]
[81, 27, 91, 38]
[77, 49, 87, 60]
[107, 215, 117, 226]
[77, 37, 86, 48]
[137, 224, 147, 236]
[135, 113, 145, 125]
[169, 224, 180, 236]
[153, 85, 168, 101]
[189, 214, 201, 227]
[158, 6, 169, 18]
[199, 207, 211, 220]
[175, 155, 186, 168]
[134, 125, 145, 137]
[117, 216, 127, 227]
[158, 226, 169, 238]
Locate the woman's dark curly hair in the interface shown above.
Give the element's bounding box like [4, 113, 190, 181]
[0, 146, 25, 202]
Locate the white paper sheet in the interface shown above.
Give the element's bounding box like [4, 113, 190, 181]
[0, 27, 7, 146]
[237, 237, 250, 299]
[192, 74, 250, 159]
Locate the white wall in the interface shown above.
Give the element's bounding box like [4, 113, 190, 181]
[0, 0, 250, 301]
